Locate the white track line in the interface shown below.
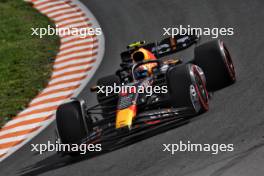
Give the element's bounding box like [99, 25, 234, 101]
[4, 111, 54, 127]
[58, 45, 95, 55]
[30, 91, 73, 104]
[54, 57, 96, 68]
[49, 72, 88, 84]
[52, 65, 91, 76]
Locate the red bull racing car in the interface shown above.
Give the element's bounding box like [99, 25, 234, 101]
[55, 35, 236, 156]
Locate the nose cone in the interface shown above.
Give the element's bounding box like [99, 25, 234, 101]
[115, 105, 137, 129]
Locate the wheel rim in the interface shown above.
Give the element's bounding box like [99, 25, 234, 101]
[192, 66, 209, 111]
[221, 42, 236, 81]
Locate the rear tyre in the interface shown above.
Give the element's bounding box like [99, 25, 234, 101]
[167, 64, 209, 113]
[97, 75, 120, 118]
[56, 101, 88, 156]
[194, 40, 236, 91]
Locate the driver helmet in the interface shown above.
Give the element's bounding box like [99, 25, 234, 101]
[132, 48, 158, 77]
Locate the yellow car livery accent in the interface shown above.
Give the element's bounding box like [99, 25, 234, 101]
[127, 41, 145, 49]
[116, 105, 137, 129]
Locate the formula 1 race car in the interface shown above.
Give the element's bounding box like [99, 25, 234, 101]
[55, 34, 236, 156]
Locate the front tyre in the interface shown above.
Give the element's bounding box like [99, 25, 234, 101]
[167, 64, 209, 114]
[56, 100, 88, 156]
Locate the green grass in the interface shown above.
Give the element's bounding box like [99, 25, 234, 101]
[0, 0, 60, 128]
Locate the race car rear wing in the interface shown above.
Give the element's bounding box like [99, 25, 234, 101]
[120, 34, 199, 63]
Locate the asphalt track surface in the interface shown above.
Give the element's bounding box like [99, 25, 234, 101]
[1, 0, 264, 175]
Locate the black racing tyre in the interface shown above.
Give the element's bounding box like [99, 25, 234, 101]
[167, 64, 209, 113]
[97, 75, 120, 118]
[56, 101, 87, 145]
[194, 40, 236, 91]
